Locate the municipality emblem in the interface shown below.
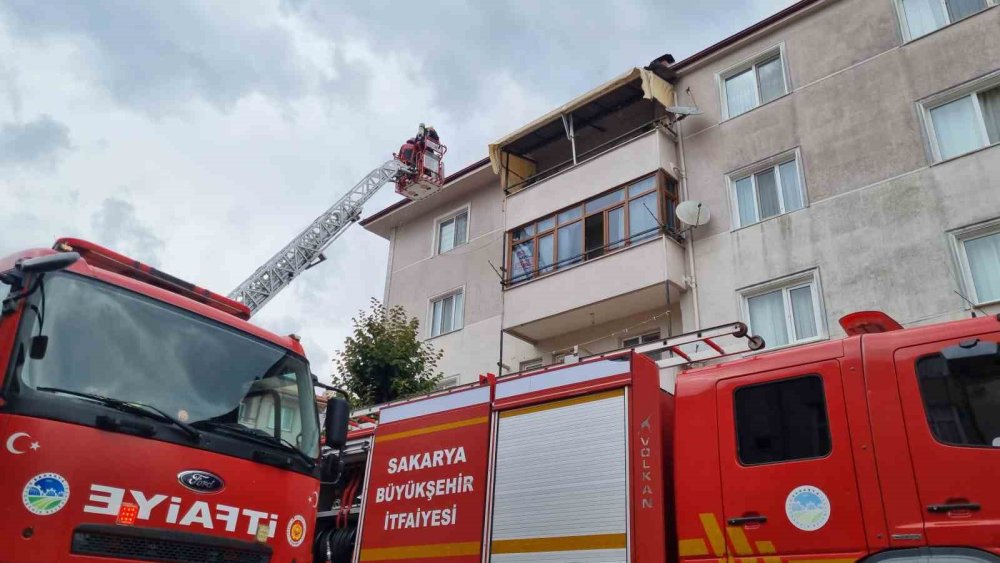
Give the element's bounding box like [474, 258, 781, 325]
[22, 473, 70, 516]
[785, 485, 831, 531]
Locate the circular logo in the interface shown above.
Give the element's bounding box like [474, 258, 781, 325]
[286, 514, 306, 547]
[22, 473, 70, 516]
[785, 485, 831, 531]
[177, 470, 225, 494]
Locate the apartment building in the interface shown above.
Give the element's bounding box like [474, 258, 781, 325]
[362, 0, 1000, 386]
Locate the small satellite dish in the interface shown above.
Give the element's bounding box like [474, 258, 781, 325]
[665, 106, 704, 117]
[675, 200, 711, 227]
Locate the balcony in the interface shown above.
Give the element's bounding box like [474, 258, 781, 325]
[503, 234, 686, 342]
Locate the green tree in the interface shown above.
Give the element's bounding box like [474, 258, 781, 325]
[332, 298, 442, 406]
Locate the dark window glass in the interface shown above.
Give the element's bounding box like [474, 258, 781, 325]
[585, 214, 605, 260]
[735, 376, 831, 465]
[916, 352, 1000, 447]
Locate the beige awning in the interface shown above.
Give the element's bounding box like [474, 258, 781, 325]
[488, 67, 674, 176]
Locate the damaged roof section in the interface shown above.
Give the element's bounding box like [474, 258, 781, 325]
[488, 66, 675, 193]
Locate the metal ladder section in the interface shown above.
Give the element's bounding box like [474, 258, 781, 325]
[629, 321, 765, 369]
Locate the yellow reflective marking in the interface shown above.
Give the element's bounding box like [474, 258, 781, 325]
[755, 541, 781, 563]
[499, 388, 625, 418]
[699, 513, 726, 556]
[359, 541, 480, 560]
[726, 526, 753, 555]
[679, 538, 710, 556]
[491, 533, 626, 553]
[376, 416, 487, 443]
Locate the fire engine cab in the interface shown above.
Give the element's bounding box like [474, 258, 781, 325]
[323, 312, 1000, 563]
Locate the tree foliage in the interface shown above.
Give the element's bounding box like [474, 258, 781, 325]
[332, 299, 442, 406]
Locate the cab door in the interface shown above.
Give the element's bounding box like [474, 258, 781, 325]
[893, 336, 1000, 550]
[716, 360, 868, 560]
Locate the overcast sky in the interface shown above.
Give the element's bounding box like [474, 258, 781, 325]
[0, 0, 795, 376]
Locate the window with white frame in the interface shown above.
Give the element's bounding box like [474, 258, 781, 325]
[730, 152, 806, 228]
[742, 272, 824, 350]
[430, 290, 464, 337]
[519, 358, 543, 372]
[623, 330, 663, 361]
[720, 46, 788, 119]
[925, 78, 1000, 161]
[951, 220, 1000, 305]
[437, 209, 469, 254]
[897, 0, 995, 41]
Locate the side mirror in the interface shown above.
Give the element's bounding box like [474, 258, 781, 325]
[17, 252, 80, 274]
[324, 397, 349, 449]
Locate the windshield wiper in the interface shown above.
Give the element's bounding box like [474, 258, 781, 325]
[35, 387, 201, 442]
[194, 421, 314, 468]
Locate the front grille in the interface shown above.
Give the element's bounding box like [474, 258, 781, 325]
[72, 524, 271, 563]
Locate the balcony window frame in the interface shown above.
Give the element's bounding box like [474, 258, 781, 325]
[717, 43, 791, 121]
[920, 71, 1000, 163]
[727, 148, 808, 230]
[895, 0, 997, 42]
[519, 358, 543, 372]
[949, 217, 1000, 306]
[739, 270, 828, 352]
[434, 204, 470, 255]
[506, 171, 678, 286]
[428, 287, 465, 339]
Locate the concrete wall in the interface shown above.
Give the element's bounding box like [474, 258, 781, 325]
[674, 0, 1000, 334]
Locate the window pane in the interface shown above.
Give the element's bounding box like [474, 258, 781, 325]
[538, 234, 554, 274]
[511, 241, 534, 283]
[628, 176, 656, 197]
[557, 222, 583, 268]
[512, 224, 534, 241]
[979, 86, 1000, 145]
[441, 295, 454, 334]
[725, 68, 757, 118]
[965, 233, 1000, 303]
[756, 169, 782, 219]
[585, 214, 605, 260]
[558, 206, 582, 224]
[778, 160, 804, 212]
[608, 207, 625, 250]
[946, 0, 987, 21]
[454, 212, 468, 246]
[789, 285, 818, 341]
[735, 376, 831, 465]
[439, 219, 455, 253]
[902, 0, 948, 38]
[931, 96, 984, 159]
[537, 216, 555, 232]
[629, 191, 659, 242]
[756, 56, 786, 104]
[585, 189, 625, 214]
[748, 290, 789, 348]
[453, 292, 464, 331]
[916, 352, 1000, 446]
[734, 177, 757, 227]
[431, 299, 443, 336]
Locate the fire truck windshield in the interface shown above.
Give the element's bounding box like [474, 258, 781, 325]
[14, 272, 320, 458]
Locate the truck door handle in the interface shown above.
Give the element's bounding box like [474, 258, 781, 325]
[927, 502, 980, 513]
[727, 515, 767, 526]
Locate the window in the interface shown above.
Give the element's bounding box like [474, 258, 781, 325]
[508, 173, 677, 284]
[916, 349, 1000, 447]
[742, 272, 824, 349]
[430, 290, 464, 337]
[898, 0, 994, 40]
[735, 376, 831, 465]
[730, 152, 806, 228]
[951, 220, 1000, 304]
[553, 349, 573, 364]
[437, 209, 469, 254]
[623, 331, 663, 361]
[926, 81, 1000, 161]
[720, 46, 788, 119]
[280, 406, 294, 432]
[519, 358, 543, 372]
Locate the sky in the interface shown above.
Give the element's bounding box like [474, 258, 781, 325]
[0, 0, 795, 377]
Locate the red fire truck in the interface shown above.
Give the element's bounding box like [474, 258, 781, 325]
[0, 239, 349, 562]
[327, 312, 1000, 562]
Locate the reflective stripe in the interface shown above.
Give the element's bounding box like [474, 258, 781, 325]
[376, 416, 488, 443]
[699, 513, 726, 556]
[498, 389, 624, 418]
[359, 541, 480, 561]
[492, 533, 626, 554]
[726, 526, 753, 555]
[679, 538, 709, 556]
[379, 387, 490, 423]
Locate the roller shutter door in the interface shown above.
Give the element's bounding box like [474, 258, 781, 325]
[490, 389, 628, 562]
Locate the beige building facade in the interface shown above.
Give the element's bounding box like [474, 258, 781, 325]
[362, 0, 1000, 386]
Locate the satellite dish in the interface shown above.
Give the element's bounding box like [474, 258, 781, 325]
[675, 200, 711, 227]
[665, 106, 704, 117]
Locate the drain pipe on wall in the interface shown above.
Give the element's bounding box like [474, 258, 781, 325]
[675, 89, 701, 331]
